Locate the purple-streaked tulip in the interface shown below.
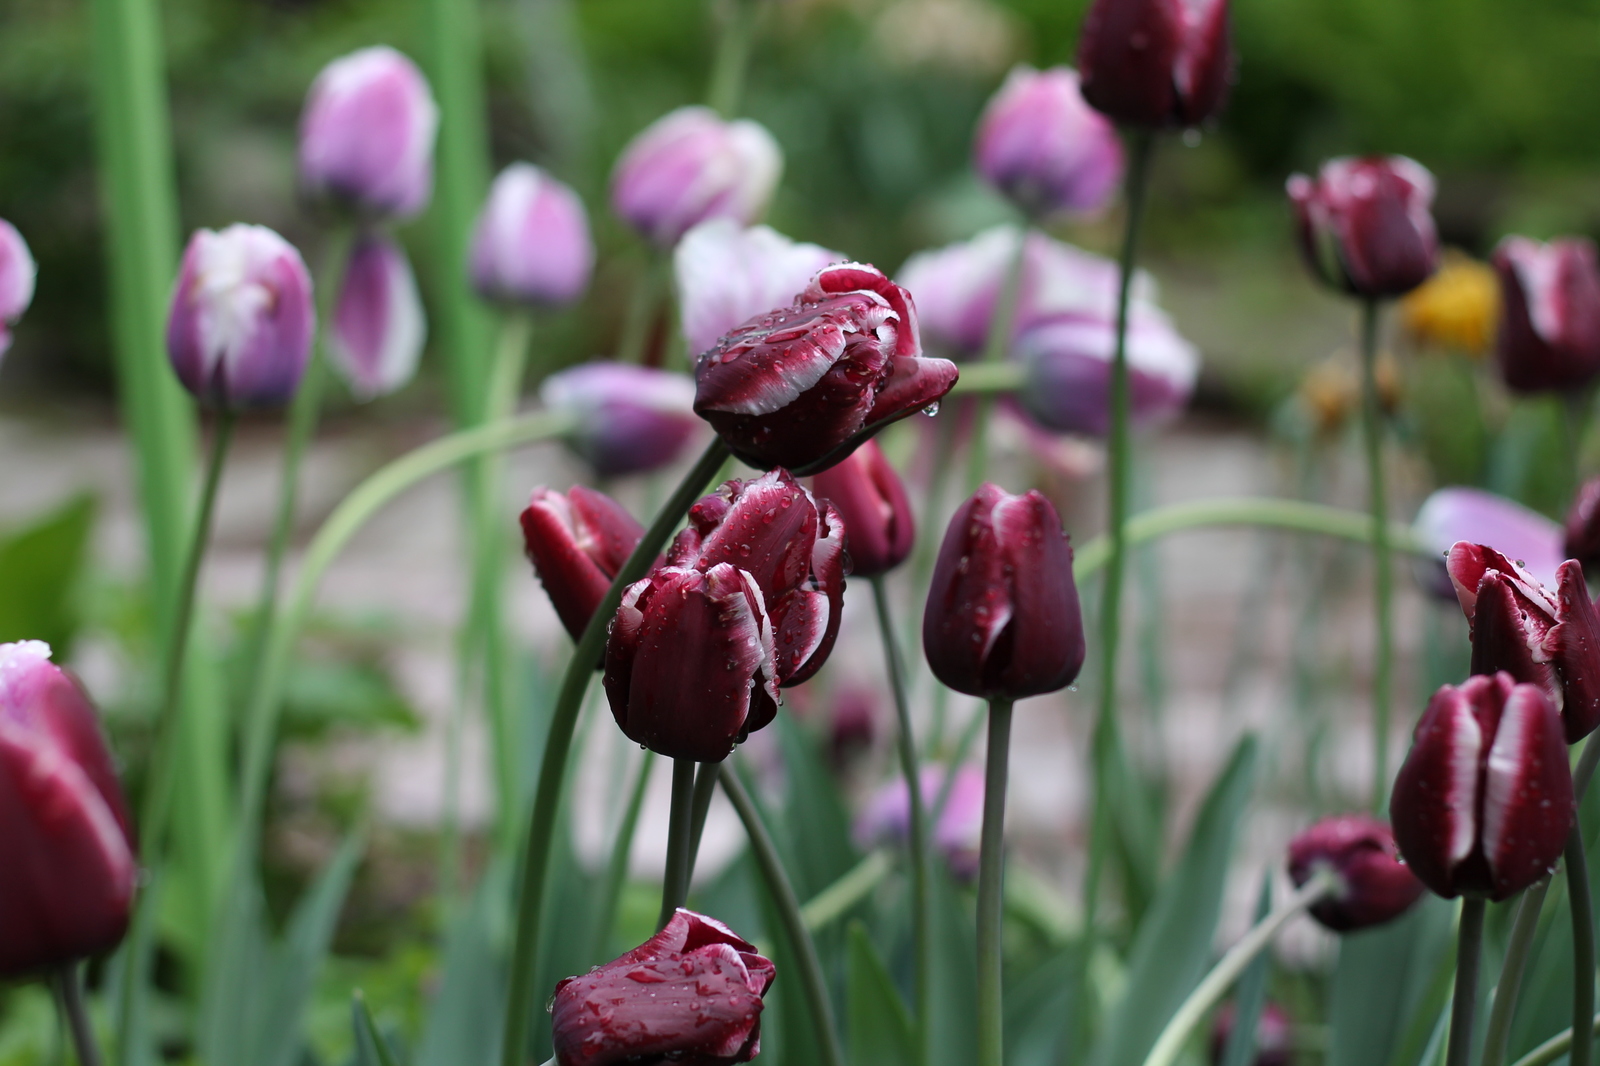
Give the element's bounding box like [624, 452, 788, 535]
[854, 764, 986, 879]
[1017, 307, 1198, 436]
[539, 362, 700, 477]
[1287, 157, 1439, 299]
[611, 107, 783, 249]
[551, 908, 774, 1066]
[1286, 815, 1425, 932]
[1490, 236, 1600, 394]
[974, 65, 1123, 219]
[166, 224, 315, 407]
[694, 262, 959, 475]
[0, 220, 36, 358]
[811, 439, 915, 577]
[520, 486, 647, 643]
[1077, 0, 1233, 128]
[675, 219, 841, 357]
[469, 163, 593, 307]
[923, 483, 1085, 700]
[1390, 673, 1573, 900]
[1412, 488, 1564, 598]
[1209, 1002, 1293, 1066]
[0, 641, 136, 977]
[329, 234, 425, 401]
[1447, 542, 1600, 743]
[298, 46, 439, 220]
[1566, 476, 1600, 581]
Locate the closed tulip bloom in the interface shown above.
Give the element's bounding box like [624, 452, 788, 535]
[923, 483, 1085, 699]
[1565, 476, 1600, 581]
[854, 764, 986, 879]
[539, 362, 700, 477]
[470, 163, 593, 307]
[298, 46, 439, 220]
[1412, 488, 1563, 599]
[1391, 673, 1573, 900]
[0, 219, 36, 358]
[1077, 0, 1233, 128]
[1, 641, 137, 977]
[329, 234, 425, 401]
[675, 219, 840, 357]
[1286, 815, 1424, 932]
[1288, 157, 1440, 299]
[811, 439, 915, 576]
[1490, 236, 1600, 394]
[611, 106, 783, 249]
[166, 224, 315, 407]
[521, 486, 647, 642]
[975, 65, 1123, 219]
[551, 908, 775, 1066]
[1017, 308, 1198, 435]
[695, 262, 959, 475]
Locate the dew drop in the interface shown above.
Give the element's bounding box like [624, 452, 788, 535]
[922, 402, 941, 417]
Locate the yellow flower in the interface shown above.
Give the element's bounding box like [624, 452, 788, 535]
[1401, 249, 1499, 357]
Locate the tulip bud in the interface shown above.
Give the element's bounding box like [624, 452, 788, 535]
[1077, 0, 1233, 128]
[1209, 1002, 1293, 1066]
[1412, 488, 1563, 600]
[811, 440, 915, 577]
[1286, 815, 1424, 932]
[1489, 236, 1600, 394]
[1017, 308, 1198, 436]
[675, 219, 840, 357]
[855, 764, 985, 879]
[828, 686, 877, 768]
[166, 224, 316, 408]
[469, 163, 594, 308]
[1565, 477, 1600, 582]
[298, 46, 439, 220]
[329, 234, 426, 401]
[539, 362, 700, 477]
[695, 262, 959, 475]
[1287, 157, 1440, 299]
[611, 106, 783, 249]
[923, 483, 1085, 700]
[551, 908, 775, 1066]
[974, 65, 1123, 219]
[0, 219, 37, 358]
[521, 486, 647, 643]
[1391, 673, 1573, 900]
[0, 641, 137, 977]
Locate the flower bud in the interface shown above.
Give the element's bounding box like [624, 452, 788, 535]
[1286, 815, 1424, 932]
[1412, 488, 1563, 600]
[329, 234, 426, 401]
[1565, 476, 1600, 582]
[1490, 236, 1600, 394]
[1077, 0, 1233, 128]
[521, 486, 647, 643]
[695, 262, 959, 475]
[1209, 1002, 1293, 1066]
[469, 163, 593, 308]
[974, 65, 1122, 219]
[0, 219, 37, 358]
[923, 483, 1085, 700]
[1017, 308, 1198, 436]
[828, 686, 877, 768]
[611, 106, 783, 249]
[551, 908, 774, 1066]
[298, 46, 439, 220]
[539, 362, 700, 477]
[166, 224, 315, 408]
[1, 641, 137, 977]
[855, 764, 985, 879]
[811, 439, 915, 577]
[675, 219, 840, 357]
[1287, 157, 1439, 299]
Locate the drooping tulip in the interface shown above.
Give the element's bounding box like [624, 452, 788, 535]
[1286, 815, 1424, 932]
[675, 219, 840, 357]
[1412, 487, 1564, 598]
[540, 362, 700, 477]
[1565, 476, 1600, 581]
[329, 233, 426, 401]
[520, 486, 647, 642]
[811, 439, 915, 577]
[974, 65, 1123, 219]
[1287, 157, 1440, 299]
[0, 220, 36, 358]
[469, 163, 594, 307]
[1490, 236, 1600, 394]
[854, 764, 986, 879]
[1077, 0, 1234, 128]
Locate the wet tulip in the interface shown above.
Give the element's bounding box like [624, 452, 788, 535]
[1412, 487, 1564, 599]
[675, 219, 840, 357]
[469, 163, 593, 308]
[974, 65, 1123, 219]
[1490, 236, 1600, 394]
[1287, 156, 1439, 299]
[0, 219, 36, 358]
[811, 439, 915, 576]
[521, 486, 647, 643]
[1077, 0, 1233, 128]
[539, 362, 700, 477]
[1286, 815, 1424, 932]
[329, 234, 426, 401]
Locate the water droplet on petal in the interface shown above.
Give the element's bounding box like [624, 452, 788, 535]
[922, 402, 941, 417]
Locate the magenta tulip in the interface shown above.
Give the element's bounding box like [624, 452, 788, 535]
[329, 233, 425, 401]
[1491, 236, 1600, 394]
[1077, 0, 1233, 128]
[855, 764, 986, 879]
[1286, 815, 1424, 932]
[520, 486, 647, 643]
[1287, 156, 1439, 299]
[675, 219, 840, 357]
[540, 362, 700, 477]
[1017, 308, 1198, 435]
[0, 219, 36, 358]
[974, 65, 1123, 219]
[1413, 488, 1564, 597]
[470, 163, 593, 307]
[811, 439, 915, 577]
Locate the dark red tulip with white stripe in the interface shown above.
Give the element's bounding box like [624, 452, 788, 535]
[329, 233, 425, 401]
[1491, 236, 1600, 394]
[1076, 0, 1233, 128]
[811, 439, 915, 577]
[520, 486, 647, 643]
[1287, 815, 1424, 932]
[1287, 156, 1439, 299]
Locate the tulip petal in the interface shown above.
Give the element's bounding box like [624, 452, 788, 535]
[1548, 559, 1600, 741]
[989, 490, 1085, 697]
[330, 235, 426, 401]
[1390, 682, 1485, 898]
[676, 470, 818, 598]
[1482, 683, 1574, 900]
[1468, 572, 1562, 709]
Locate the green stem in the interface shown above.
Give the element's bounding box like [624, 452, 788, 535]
[616, 255, 665, 365]
[1358, 298, 1394, 813]
[947, 362, 1026, 396]
[686, 760, 722, 872]
[1446, 898, 1488, 1066]
[1481, 881, 1553, 1066]
[706, 0, 762, 117]
[593, 750, 656, 960]
[500, 438, 729, 1066]
[977, 698, 1014, 1066]
[659, 758, 699, 927]
[1508, 1013, 1600, 1066]
[963, 233, 1029, 493]
[1570, 828, 1596, 1066]
[801, 851, 895, 931]
[54, 967, 103, 1066]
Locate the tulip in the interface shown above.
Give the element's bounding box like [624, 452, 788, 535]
[611, 106, 783, 249]
[329, 234, 426, 401]
[1390, 673, 1573, 900]
[1566, 476, 1600, 581]
[550, 908, 774, 1066]
[469, 163, 594, 307]
[854, 764, 986, 879]
[0, 641, 137, 977]
[0, 219, 36, 358]
[694, 262, 959, 474]
[1076, 0, 1233, 128]
[1286, 815, 1424, 932]
[1400, 250, 1499, 357]
[922, 483, 1085, 699]
[1490, 236, 1600, 394]
[166, 224, 316, 408]
[1016, 307, 1198, 435]
[1446, 542, 1600, 743]
[520, 486, 647, 642]
[828, 686, 877, 768]
[539, 362, 700, 477]
[1209, 1002, 1293, 1066]
[811, 439, 915, 576]
[675, 219, 840, 357]
[1412, 487, 1564, 598]
[298, 46, 439, 220]
[1287, 156, 1440, 299]
[974, 65, 1123, 219]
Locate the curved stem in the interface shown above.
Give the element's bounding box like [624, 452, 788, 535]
[1481, 880, 1553, 1066]
[1446, 898, 1488, 1066]
[659, 758, 699, 928]
[686, 759, 722, 875]
[947, 362, 1026, 396]
[963, 234, 1029, 492]
[1571, 828, 1596, 1066]
[1358, 298, 1394, 812]
[977, 698, 1014, 1066]
[706, 0, 762, 117]
[55, 966, 103, 1066]
[1508, 1013, 1600, 1066]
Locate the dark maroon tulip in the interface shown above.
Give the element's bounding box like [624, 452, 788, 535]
[521, 486, 646, 643]
[1390, 673, 1573, 901]
[811, 439, 915, 577]
[1566, 476, 1600, 581]
[1447, 542, 1600, 743]
[694, 262, 959, 476]
[1491, 236, 1600, 394]
[1210, 1001, 1293, 1066]
[922, 483, 1085, 700]
[551, 908, 775, 1066]
[1, 641, 137, 978]
[1286, 815, 1424, 932]
[1287, 157, 1439, 299]
[1077, 0, 1233, 128]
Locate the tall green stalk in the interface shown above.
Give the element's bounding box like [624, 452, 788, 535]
[1446, 899, 1488, 1066]
[706, 0, 763, 117]
[1357, 298, 1394, 812]
[963, 235, 1028, 492]
[54, 967, 103, 1066]
[976, 698, 1014, 1066]
[659, 758, 700, 927]
[1569, 829, 1596, 1066]
[1482, 881, 1553, 1066]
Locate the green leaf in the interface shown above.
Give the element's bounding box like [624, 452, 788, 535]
[1328, 895, 1455, 1066]
[846, 921, 915, 1066]
[1005, 947, 1076, 1066]
[352, 992, 403, 1066]
[927, 861, 979, 1066]
[416, 870, 508, 1066]
[0, 493, 96, 655]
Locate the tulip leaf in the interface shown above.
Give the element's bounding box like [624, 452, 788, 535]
[0, 493, 95, 655]
[415, 868, 508, 1066]
[775, 715, 859, 900]
[352, 992, 404, 1066]
[846, 921, 915, 1066]
[1329, 894, 1454, 1066]
[1004, 946, 1076, 1066]
[927, 860, 979, 1066]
